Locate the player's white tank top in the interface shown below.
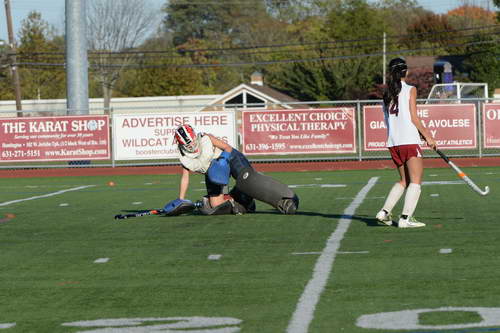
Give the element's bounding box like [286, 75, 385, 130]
[384, 81, 422, 147]
[179, 134, 222, 173]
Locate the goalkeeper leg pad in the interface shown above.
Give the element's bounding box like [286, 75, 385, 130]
[235, 167, 299, 214]
[197, 197, 243, 215]
[229, 187, 256, 213]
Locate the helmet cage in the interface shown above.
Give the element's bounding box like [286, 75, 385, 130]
[175, 124, 199, 153]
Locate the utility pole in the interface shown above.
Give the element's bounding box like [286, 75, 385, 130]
[382, 32, 387, 85]
[4, 0, 23, 116]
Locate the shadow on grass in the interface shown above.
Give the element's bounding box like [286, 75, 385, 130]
[255, 210, 385, 227]
[117, 209, 399, 226]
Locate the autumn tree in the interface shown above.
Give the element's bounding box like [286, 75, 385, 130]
[447, 5, 496, 30]
[268, 0, 387, 100]
[403, 13, 458, 52]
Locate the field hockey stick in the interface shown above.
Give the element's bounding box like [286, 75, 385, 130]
[436, 149, 490, 196]
[114, 209, 165, 220]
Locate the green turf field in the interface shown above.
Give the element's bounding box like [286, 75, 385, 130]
[0, 166, 499, 333]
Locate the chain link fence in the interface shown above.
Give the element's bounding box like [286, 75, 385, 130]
[0, 97, 499, 169]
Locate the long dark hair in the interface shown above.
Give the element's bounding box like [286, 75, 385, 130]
[383, 58, 408, 109]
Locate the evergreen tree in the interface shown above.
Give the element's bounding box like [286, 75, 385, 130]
[16, 11, 65, 101]
[463, 33, 500, 96]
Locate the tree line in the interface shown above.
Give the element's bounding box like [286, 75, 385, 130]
[0, 0, 499, 106]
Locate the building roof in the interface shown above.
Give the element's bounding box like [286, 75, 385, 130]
[248, 84, 310, 109]
[205, 82, 310, 110]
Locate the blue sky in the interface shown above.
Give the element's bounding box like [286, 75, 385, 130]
[0, 0, 497, 42]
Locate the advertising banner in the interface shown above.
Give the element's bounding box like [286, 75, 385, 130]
[241, 108, 356, 155]
[0, 115, 110, 162]
[363, 104, 476, 151]
[112, 112, 235, 160]
[483, 104, 500, 148]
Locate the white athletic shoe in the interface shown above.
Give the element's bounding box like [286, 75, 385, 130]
[398, 216, 425, 228]
[375, 210, 393, 226]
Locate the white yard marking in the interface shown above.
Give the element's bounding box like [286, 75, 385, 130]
[338, 251, 369, 254]
[314, 178, 323, 181]
[289, 184, 346, 188]
[144, 183, 153, 185]
[132, 202, 143, 205]
[0, 185, 95, 207]
[439, 248, 453, 254]
[429, 174, 438, 177]
[0, 324, 15, 329]
[59, 203, 69, 207]
[430, 194, 440, 197]
[336, 196, 384, 200]
[208, 254, 222, 260]
[94, 258, 110, 263]
[294, 251, 369, 255]
[422, 180, 463, 185]
[320, 184, 347, 188]
[287, 177, 379, 333]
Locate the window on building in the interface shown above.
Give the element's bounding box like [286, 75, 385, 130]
[246, 93, 265, 108]
[224, 92, 266, 109]
[225, 94, 243, 108]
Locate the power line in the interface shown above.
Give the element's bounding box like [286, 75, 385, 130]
[16, 29, 493, 64]
[12, 24, 500, 59]
[15, 39, 497, 70]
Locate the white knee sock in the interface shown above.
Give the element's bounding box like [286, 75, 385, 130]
[382, 182, 405, 213]
[402, 183, 421, 217]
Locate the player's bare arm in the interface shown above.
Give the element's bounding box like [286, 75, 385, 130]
[409, 87, 437, 150]
[179, 167, 190, 199]
[207, 134, 233, 153]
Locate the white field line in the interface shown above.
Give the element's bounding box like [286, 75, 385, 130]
[422, 180, 463, 185]
[289, 184, 346, 188]
[338, 251, 370, 254]
[286, 177, 379, 333]
[94, 258, 110, 263]
[208, 254, 222, 260]
[0, 185, 95, 207]
[0, 324, 15, 329]
[292, 251, 369, 255]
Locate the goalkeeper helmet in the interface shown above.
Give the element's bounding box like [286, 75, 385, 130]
[174, 124, 199, 154]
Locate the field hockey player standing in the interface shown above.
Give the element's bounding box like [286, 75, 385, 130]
[375, 57, 437, 228]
